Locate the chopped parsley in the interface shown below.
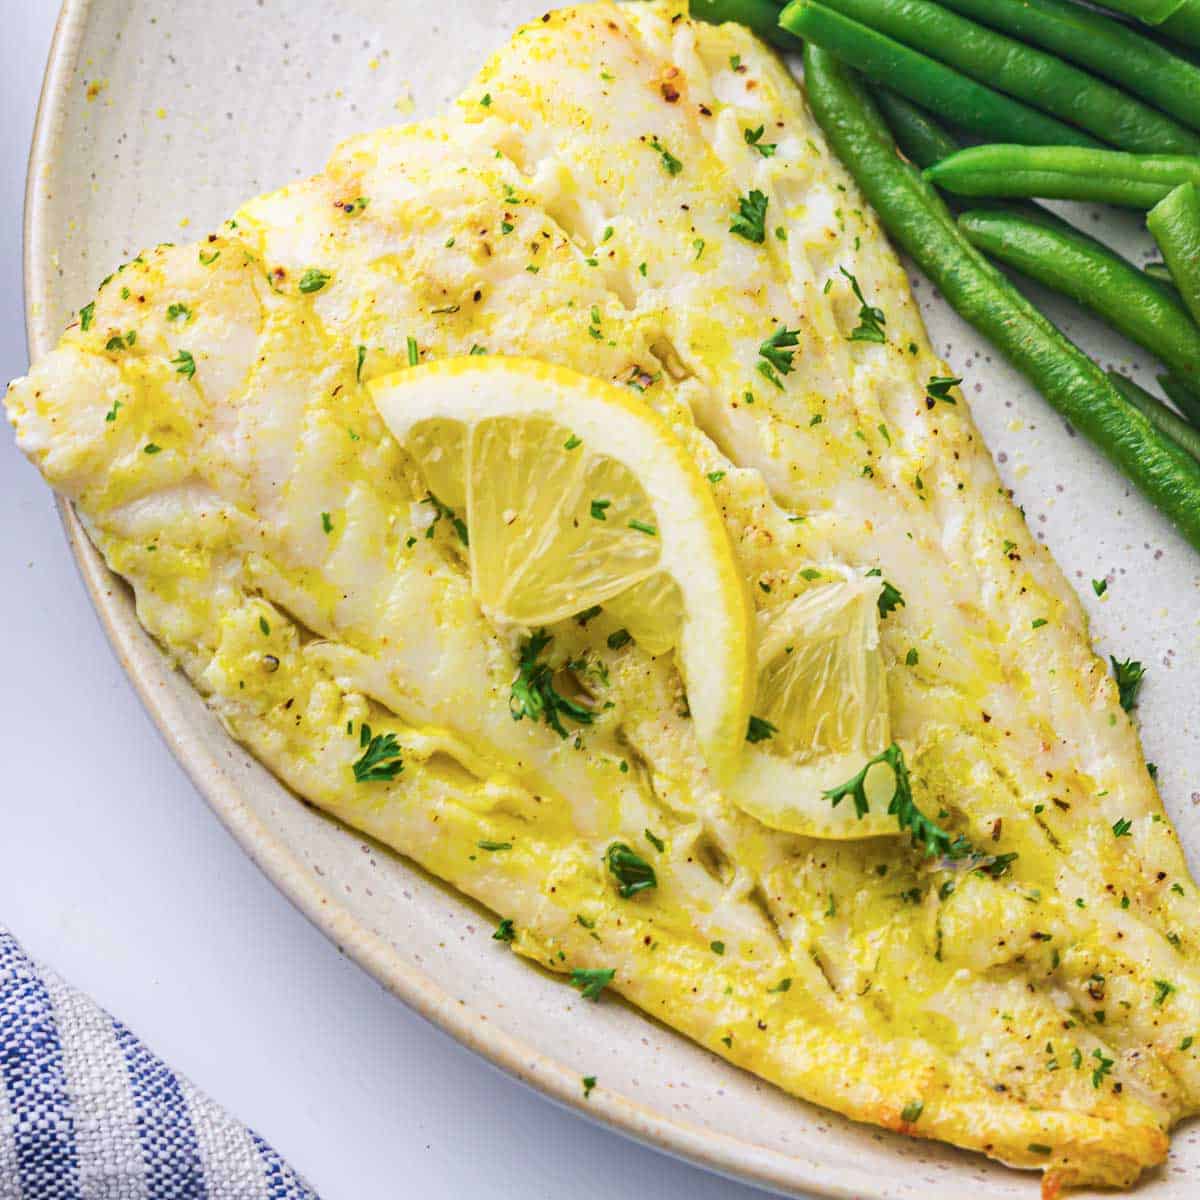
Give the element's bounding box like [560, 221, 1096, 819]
[570, 967, 615, 1001]
[1182, 1036, 1194, 1051]
[105, 400, 123, 423]
[407, 335, 420, 366]
[767, 977, 791, 993]
[1092, 578, 1108, 597]
[746, 715, 777, 744]
[199, 248, 220, 266]
[710, 940, 725, 955]
[321, 512, 333, 534]
[79, 302, 95, 331]
[590, 498, 611, 520]
[840, 268, 886, 344]
[105, 332, 136, 352]
[352, 724, 404, 782]
[693, 237, 705, 260]
[298, 268, 331, 294]
[605, 843, 657, 897]
[167, 302, 191, 322]
[171, 349, 196, 379]
[1110, 656, 1145, 712]
[1028, 1144, 1052, 1156]
[876, 579, 905, 619]
[649, 136, 682, 176]
[905, 648, 919, 666]
[356, 344, 367, 382]
[493, 918, 516, 943]
[743, 125, 777, 157]
[644, 829, 665, 852]
[143, 443, 162, 455]
[925, 375, 960, 404]
[1112, 817, 1133, 838]
[900, 1100, 924, 1124]
[1091, 1048, 1114, 1089]
[1154, 979, 1175, 1007]
[480, 93, 492, 107]
[823, 743, 972, 859]
[576, 605, 602, 626]
[756, 324, 800, 389]
[477, 840, 512, 852]
[423, 493, 468, 546]
[509, 630, 595, 739]
[1031, 618, 1048, 629]
[606, 629, 632, 651]
[582, 1075, 597, 1099]
[730, 189, 768, 244]
[707, 470, 725, 483]
[628, 518, 657, 536]
[564, 434, 582, 450]
[259, 616, 271, 635]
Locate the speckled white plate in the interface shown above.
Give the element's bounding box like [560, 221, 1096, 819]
[23, 1, 1200, 1196]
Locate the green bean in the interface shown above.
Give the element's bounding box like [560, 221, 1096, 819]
[800, 42, 1200, 551]
[1160, 372, 1200, 424]
[1089, 0, 1187, 21]
[872, 90, 957, 169]
[813, 0, 1200, 153]
[1106, 372, 1200, 461]
[1161, 2, 1200, 48]
[958, 208, 1200, 392]
[777, 3, 1101, 147]
[1147, 183, 1200, 326]
[935, 0, 1200, 134]
[688, 0, 802, 47]
[926, 144, 1200, 207]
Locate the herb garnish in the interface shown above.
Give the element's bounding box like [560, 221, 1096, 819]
[730, 189, 768, 244]
[510, 630, 595, 739]
[171, 349, 196, 379]
[900, 1100, 924, 1124]
[746, 715, 777, 744]
[352, 724, 404, 782]
[644, 829, 665, 852]
[298, 268, 331, 294]
[1091, 1048, 1113, 1088]
[823, 743, 972, 858]
[605, 843, 657, 897]
[649, 136, 682, 176]
[167, 303, 191, 322]
[570, 967, 615, 1001]
[582, 1075, 597, 1098]
[925, 375, 960, 404]
[1154, 979, 1175, 1007]
[756, 325, 800, 389]
[477, 840, 512, 852]
[840, 268, 886, 344]
[743, 125, 777, 158]
[628, 518, 657, 536]
[321, 512, 333, 535]
[1110, 656, 1145, 712]
[493, 918, 516, 942]
[590, 498, 611, 521]
[423, 493, 468, 546]
[80, 302, 95, 331]
[1112, 817, 1132, 839]
[876, 579, 905, 618]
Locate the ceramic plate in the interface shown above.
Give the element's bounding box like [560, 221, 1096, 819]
[24, 1, 1200, 1195]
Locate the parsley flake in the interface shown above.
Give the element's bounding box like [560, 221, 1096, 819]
[645, 829, 665, 852]
[510, 630, 595, 739]
[1113, 817, 1133, 838]
[730, 189, 768, 244]
[590, 498, 611, 520]
[493, 918, 516, 942]
[649, 136, 682, 176]
[477, 840, 512, 852]
[840, 268, 886, 344]
[298, 268, 331, 294]
[900, 1100, 924, 1124]
[321, 512, 333, 535]
[756, 324, 800, 389]
[925, 375, 960, 404]
[167, 303, 191, 322]
[628, 518, 657, 536]
[79, 302, 95, 331]
[570, 967, 615, 1001]
[743, 125, 777, 157]
[746, 715, 777, 743]
[824, 743, 972, 858]
[423, 493, 468, 545]
[605, 843, 657, 897]
[582, 1075, 597, 1098]
[877, 580, 905, 618]
[171, 349, 196, 379]
[352, 724, 404, 782]
[1110, 656, 1145, 712]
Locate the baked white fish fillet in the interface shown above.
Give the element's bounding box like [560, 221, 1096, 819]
[7, 3, 1200, 1191]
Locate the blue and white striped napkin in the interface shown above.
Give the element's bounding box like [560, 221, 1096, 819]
[0, 927, 320, 1199]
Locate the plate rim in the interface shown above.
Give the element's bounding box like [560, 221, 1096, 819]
[22, 4, 1037, 1197]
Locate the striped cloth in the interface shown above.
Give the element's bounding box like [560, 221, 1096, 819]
[0, 927, 320, 1200]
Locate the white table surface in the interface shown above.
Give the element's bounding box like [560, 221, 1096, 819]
[0, 6, 786, 1198]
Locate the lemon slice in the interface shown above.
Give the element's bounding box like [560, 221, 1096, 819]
[369, 356, 753, 780]
[730, 574, 898, 837]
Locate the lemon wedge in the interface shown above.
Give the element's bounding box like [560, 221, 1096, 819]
[369, 356, 753, 780]
[730, 574, 898, 837]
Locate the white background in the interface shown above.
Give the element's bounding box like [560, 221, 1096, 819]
[0, 5, 780, 1197]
